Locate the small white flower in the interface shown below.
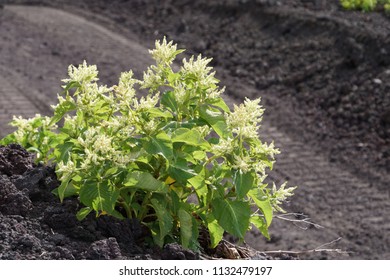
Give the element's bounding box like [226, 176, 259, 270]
[206, 86, 225, 99]
[51, 94, 67, 111]
[64, 115, 77, 131]
[253, 141, 280, 159]
[173, 84, 187, 105]
[41, 116, 54, 128]
[133, 94, 160, 111]
[116, 71, 137, 101]
[113, 152, 133, 167]
[14, 130, 25, 143]
[115, 115, 135, 137]
[252, 161, 267, 175]
[213, 138, 234, 156]
[11, 116, 32, 131]
[196, 125, 211, 138]
[93, 134, 114, 155]
[231, 155, 250, 173]
[85, 148, 100, 165]
[143, 119, 158, 134]
[141, 67, 162, 91]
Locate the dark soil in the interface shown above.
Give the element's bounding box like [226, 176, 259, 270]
[0, 144, 149, 260]
[1, 0, 389, 259]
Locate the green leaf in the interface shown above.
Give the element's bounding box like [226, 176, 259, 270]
[178, 208, 193, 248]
[169, 190, 181, 216]
[163, 120, 203, 131]
[79, 180, 119, 214]
[206, 214, 224, 248]
[209, 97, 230, 113]
[167, 72, 180, 84]
[76, 207, 92, 221]
[188, 167, 207, 202]
[147, 107, 173, 119]
[248, 188, 273, 226]
[124, 171, 167, 193]
[143, 132, 173, 160]
[169, 158, 197, 183]
[151, 197, 173, 246]
[110, 210, 125, 220]
[134, 160, 155, 173]
[62, 80, 81, 93]
[250, 215, 270, 240]
[50, 100, 77, 125]
[161, 91, 178, 113]
[104, 166, 119, 177]
[0, 133, 16, 146]
[234, 170, 255, 199]
[56, 142, 73, 163]
[172, 128, 210, 149]
[56, 178, 76, 202]
[199, 104, 229, 138]
[193, 150, 206, 161]
[211, 198, 250, 239]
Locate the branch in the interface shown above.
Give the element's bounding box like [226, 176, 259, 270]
[275, 212, 324, 230]
[262, 237, 350, 257]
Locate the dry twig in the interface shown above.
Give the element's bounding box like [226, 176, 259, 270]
[275, 212, 324, 230]
[262, 237, 350, 257]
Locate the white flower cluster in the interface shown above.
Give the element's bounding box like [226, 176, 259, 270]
[149, 37, 182, 66]
[181, 55, 222, 99]
[77, 128, 133, 170]
[50, 93, 77, 119]
[227, 97, 264, 139]
[271, 182, 297, 212]
[59, 61, 115, 118]
[77, 83, 111, 111]
[133, 94, 160, 111]
[78, 129, 111, 168]
[62, 60, 99, 85]
[141, 67, 162, 92]
[172, 84, 187, 106]
[56, 160, 76, 181]
[63, 115, 77, 129]
[11, 115, 36, 132]
[115, 71, 137, 107]
[142, 38, 224, 103]
[206, 86, 225, 100]
[182, 54, 213, 81]
[231, 155, 251, 173]
[252, 141, 280, 159]
[112, 115, 135, 137]
[212, 138, 234, 156]
[11, 114, 56, 143]
[196, 125, 211, 138]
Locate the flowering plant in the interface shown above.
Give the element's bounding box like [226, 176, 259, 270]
[340, 0, 390, 12]
[1, 38, 295, 249]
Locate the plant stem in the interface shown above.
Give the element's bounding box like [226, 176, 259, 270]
[138, 192, 152, 221]
[119, 201, 132, 219]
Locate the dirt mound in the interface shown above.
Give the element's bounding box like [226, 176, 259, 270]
[0, 145, 186, 259]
